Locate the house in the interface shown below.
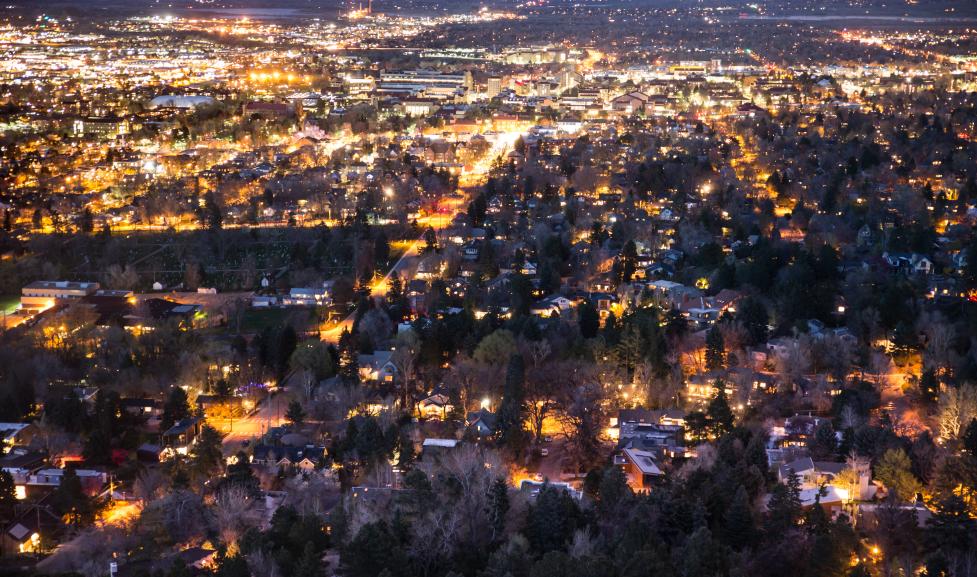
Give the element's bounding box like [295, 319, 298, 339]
[284, 286, 331, 307]
[2, 505, 62, 555]
[519, 480, 583, 501]
[781, 414, 830, 446]
[173, 547, 218, 570]
[251, 445, 326, 473]
[27, 468, 107, 496]
[778, 457, 846, 486]
[0, 423, 35, 449]
[611, 91, 650, 115]
[462, 240, 482, 261]
[778, 456, 875, 508]
[685, 371, 733, 405]
[466, 409, 497, 437]
[882, 252, 934, 276]
[530, 295, 574, 317]
[610, 407, 686, 437]
[620, 447, 664, 492]
[420, 438, 461, 464]
[358, 351, 397, 383]
[418, 393, 454, 420]
[161, 418, 201, 458]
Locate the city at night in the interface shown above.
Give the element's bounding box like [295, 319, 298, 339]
[1, 0, 977, 575]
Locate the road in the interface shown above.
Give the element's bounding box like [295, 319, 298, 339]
[320, 235, 424, 343]
[219, 390, 290, 452]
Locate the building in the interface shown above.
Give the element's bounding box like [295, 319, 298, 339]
[21, 280, 100, 309]
[486, 76, 504, 97]
[357, 351, 397, 383]
[621, 447, 664, 492]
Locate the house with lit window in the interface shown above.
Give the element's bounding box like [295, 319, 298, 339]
[358, 351, 397, 383]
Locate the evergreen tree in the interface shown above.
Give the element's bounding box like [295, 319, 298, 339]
[0, 470, 16, 522]
[396, 427, 415, 469]
[337, 328, 360, 383]
[578, 301, 600, 339]
[53, 468, 97, 528]
[925, 495, 975, 557]
[161, 386, 192, 432]
[524, 485, 583, 553]
[765, 472, 802, 536]
[920, 369, 939, 405]
[706, 383, 734, 439]
[215, 551, 250, 577]
[486, 477, 510, 543]
[342, 521, 405, 577]
[809, 420, 837, 460]
[705, 325, 725, 371]
[875, 448, 921, 502]
[78, 207, 94, 233]
[963, 418, 977, 457]
[223, 451, 260, 496]
[294, 541, 325, 577]
[723, 485, 755, 550]
[192, 424, 225, 479]
[497, 354, 528, 455]
[736, 297, 769, 345]
[286, 400, 306, 426]
[684, 411, 709, 443]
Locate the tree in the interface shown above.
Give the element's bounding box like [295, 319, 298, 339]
[161, 386, 192, 432]
[723, 485, 755, 550]
[875, 448, 921, 502]
[920, 369, 939, 405]
[963, 418, 977, 457]
[204, 191, 224, 232]
[963, 234, 977, 289]
[578, 301, 600, 339]
[294, 541, 325, 577]
[765, 472, 802, 536]
[215, 551, 250, 577]
[53, 468, 97, 528]
[192, 424, 225, 479]
[286, 400, 306, 426]
[684, 411, 709, 443]
[736, 297, 769, 345]
[337, 328, 360, 383]
[524, 485, 584, 553]
[809, 420, 837, 461]
[223, 451, 260, 496]
[423, 227, 438, 253]
[497, 354, 528, 455]
[925, 495, 975, 559]
[486, 477, 510, 544]
[706, 383, 734, 439]
[0, 470, 16, 522]
[474, 329, 517, 364]
[342, 521, 405, 577]
[291, 340, 337, 383]
[705, 325, 725, 371]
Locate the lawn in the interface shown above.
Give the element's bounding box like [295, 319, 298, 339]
[0, 295, 19, 315]
[240, 307, 316, 334]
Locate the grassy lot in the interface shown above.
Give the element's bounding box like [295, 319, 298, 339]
[0, 295, 19, 315]
[240, 307, 317, 334]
